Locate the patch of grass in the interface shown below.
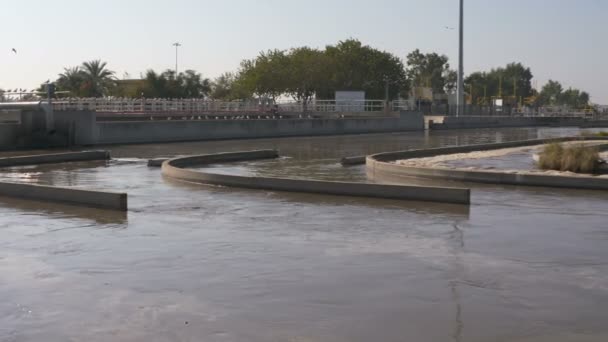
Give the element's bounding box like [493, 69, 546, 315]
[561, 145, 599, 173]
[538, 143, 600, 174]
[579, 131, 608, 137]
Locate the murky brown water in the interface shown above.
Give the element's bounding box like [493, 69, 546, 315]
[1, 127, 608, 342]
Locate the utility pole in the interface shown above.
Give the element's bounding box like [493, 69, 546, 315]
[384, 77, 390, 101]
[173, 42, 182, 74]
[384, 76, 390, 113]
[483, 85, 487, 104]
[499, 75, 503, 98]
[456, 0, 464, 117]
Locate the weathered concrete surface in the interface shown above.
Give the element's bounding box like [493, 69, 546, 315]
[162, 150, 471, 205]
[340, 156, 366, 166]
[165, 150, 280, 168]
[367, 136, 608, 191]
[0, 124, 19, 150]
[53, 111, 98, 146]
[97, 112, 424, 145]
[0, 150, 110, 167]
[0, 181, 127, 211]
[429, 116, 591, 130]
[0, 110, 21, 123]
[148, 158, 170, 167]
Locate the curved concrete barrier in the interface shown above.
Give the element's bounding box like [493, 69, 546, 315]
[148, 158, 169, 167]
[340, 156, 366, 166]
[0, 181, 127, 211]
[161, 150, 470, 205]
[367, 137, 608, 191]
[0, 150, 110, 167]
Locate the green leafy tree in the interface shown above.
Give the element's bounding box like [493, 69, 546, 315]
[501, 63, 533, 98]
[138, 69, 210, 98]
[324, 39, 407, 99]
[405, 49, 454, 94]
[285, 47, 330, 108]
[465, 62, 533, 104]
[231, 40, 407, 101]
[539, 80, 563, 105]
[211, 72, 237, 100]
[559, 88, 590, 108]
[181, 70, 211, 98]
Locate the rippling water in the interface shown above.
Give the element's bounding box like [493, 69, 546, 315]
[1, 127, 608, 342]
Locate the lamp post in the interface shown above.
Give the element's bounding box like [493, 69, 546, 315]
[456, 0, 464, 117]
[173, 42, 182, 74]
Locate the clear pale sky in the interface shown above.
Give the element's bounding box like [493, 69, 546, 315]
[1, 0, 606, 103]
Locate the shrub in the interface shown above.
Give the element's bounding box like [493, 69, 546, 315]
[538, 143, 564, 170]
[538, 143, 599, 174]
[561, 145, 599, 173]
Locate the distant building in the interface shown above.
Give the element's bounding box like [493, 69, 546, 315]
[335, 91, 365, 112]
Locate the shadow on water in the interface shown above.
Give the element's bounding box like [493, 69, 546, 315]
[0, 196, 128, 226]
[161, 175, 471, 219]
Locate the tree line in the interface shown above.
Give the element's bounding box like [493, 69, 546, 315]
[40, 39, 592, 109]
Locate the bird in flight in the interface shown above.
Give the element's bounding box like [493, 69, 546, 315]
[11, 48, 17, 54]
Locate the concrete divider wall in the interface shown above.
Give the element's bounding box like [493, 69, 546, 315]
[54, 111, 98, 146]
[0, 124, 19, 150]
[369, 137, 606, 162]
[167, 150, 280, 168]
[367, 136, 608, 191]
[95, 111, 424, 145]
[162, 150, 470, 205]
[0, 181, 127, 211]
[429, 116, 589, 130]
[0, 150, 110, 167]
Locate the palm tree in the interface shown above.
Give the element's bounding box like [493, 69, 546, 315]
[57, 67, 85, 97]
[81, 60, 115, 97]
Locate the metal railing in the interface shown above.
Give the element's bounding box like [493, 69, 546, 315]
[49, 98, 415, 115]
[418, 103, 599, 119]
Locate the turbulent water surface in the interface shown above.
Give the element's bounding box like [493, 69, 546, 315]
[1, 127, 608, 342]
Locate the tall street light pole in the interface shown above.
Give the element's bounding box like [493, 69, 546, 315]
[457, 0, 464, 117]
[173, 42, 181, 74]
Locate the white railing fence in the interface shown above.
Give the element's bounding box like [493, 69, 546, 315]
[50, 98, 416, 114]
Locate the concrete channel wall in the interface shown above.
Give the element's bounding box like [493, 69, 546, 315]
[96, 112, 425, 145]
[0, 124, 19, 149]
[0, 181, 127, 211]
[162, 150, 471, 205]
[429, 116, 589, 130]
[0, 150, 110, 167]
[0, 150, 126, 211]
[367, 137, 608, 191]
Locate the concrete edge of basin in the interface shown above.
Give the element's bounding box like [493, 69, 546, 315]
[366, 136, 608, 191]
[0, 150, 110, 167]
[340, 156, 366, 166]
[161, 150, 471, 205]
[148, 158, 169, 167]
[0, 181, 128, 211]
